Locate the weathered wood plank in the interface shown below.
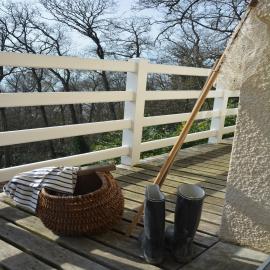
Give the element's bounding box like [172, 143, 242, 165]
[256, 256, 270, 270]
[176, 154, 230, 166]
[173, 156, 229, 169]
[114, 172, 225, 201]
[180, 242, 269, 270]
[135, 163, 227, 186]
[110, 215, 217, 249]
[118, 177, 224, 208]
[144, 156, 228, 175]
[176, 157, 229, 169]
[122, 209, 219, 237]
[115, 167, 226, 190]
[117, 164, 227, 187]
[115, 174, 225, 201]
[170, 145, 231, 163]
[114, 210, 218, 248]
[123, 188, 223, 216]
[190, 142, 231, 151]
[122, 199, 220, 236]
[185, 146, 231, 161]
[139, 161, 228, 181]
[0, 217, 108, 270]
[178, 150, 230, 162]
[60, 235, 166, 270]
[221, 138, 233, 145]
[0, 201, 171, 270]
[118, 180, 224, 210]
[0, 194, 218, 248]
[142, 143, 231, 166]
[89, 230, 205, 270]
[181, 145, 231, 158]
[148, 148, 230, 166]
[0, 239, 54, 270]
[179, 142, 231, 155]
[160, 159, 228, 174]
[144, 140, 231, 156]
[142, 150, 230, 169]
[90, 230, 205, 270]
[123, 193, 222, 225]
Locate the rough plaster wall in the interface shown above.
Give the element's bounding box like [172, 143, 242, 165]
[218, 1, 270, 92]
[220, 1, 270, 253]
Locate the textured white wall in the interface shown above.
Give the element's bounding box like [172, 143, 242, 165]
[220, 1, 270, 253]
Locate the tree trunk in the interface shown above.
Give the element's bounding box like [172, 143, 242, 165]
[32, 69, 57, 158]
[60, 105, 66, 125]
[0, 108, 11, 167]
[68, 103, 90, 153]
[49, 69, 90, 154]
[39, 106, 56, 158]
[101, 71, 117, 120]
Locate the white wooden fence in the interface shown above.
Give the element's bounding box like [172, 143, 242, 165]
[0, 52, 239, 182]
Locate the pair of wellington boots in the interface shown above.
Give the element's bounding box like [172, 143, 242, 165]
[140, 183, 205, 265]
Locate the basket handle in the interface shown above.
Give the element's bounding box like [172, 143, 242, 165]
[78, 164, 116, 176]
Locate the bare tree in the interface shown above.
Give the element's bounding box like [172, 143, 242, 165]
[106, 16, 153, 58]
[33, 24, 91, 152]
[137, 0, 248, 35]
[0, 10, 17, 167]
[0, 3, 59, 158]
[137, 0, 248, 61]
[1, 3, 90, 155]
[41, 0, 119, 120]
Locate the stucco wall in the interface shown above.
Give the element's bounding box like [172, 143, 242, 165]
[220, 1, 270, 253]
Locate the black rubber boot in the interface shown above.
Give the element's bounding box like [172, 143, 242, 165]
[140, 184, 165, 265]
[165, 184, 205, 263]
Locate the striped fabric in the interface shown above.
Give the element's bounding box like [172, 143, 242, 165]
[3, 167, 79, 213]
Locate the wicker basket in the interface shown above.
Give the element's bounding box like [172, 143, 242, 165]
[36, 165, 124, 236]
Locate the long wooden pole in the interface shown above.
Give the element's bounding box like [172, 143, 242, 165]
[127, 3, 257, 236]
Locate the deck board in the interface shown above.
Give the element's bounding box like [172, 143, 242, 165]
[180, 242, 269, 270]
[0, 141, 265, 270]
[0, 238, 54, 270]
[0, 217, 108, 270]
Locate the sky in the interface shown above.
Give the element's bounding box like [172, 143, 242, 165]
[8, 0, 161, 59]
[116, 0, 158, 18]
[117, 0, 133, 15]
[71, 0, 160, 54]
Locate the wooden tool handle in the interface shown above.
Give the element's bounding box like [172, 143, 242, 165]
[154, 58, 223, 187]
[249, 0, 258, 7]
[78, 164, 116, 176]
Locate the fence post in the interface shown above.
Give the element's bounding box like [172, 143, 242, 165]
[208, 83, 229, 144]
[121, 58, 148, 166]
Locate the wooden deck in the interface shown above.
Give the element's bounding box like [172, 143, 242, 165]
[0, 141, 268, 270]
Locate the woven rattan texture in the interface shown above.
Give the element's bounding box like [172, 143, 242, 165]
[37, 172, 124, 236]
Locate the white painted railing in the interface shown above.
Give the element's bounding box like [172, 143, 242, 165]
[0, 52, 239, 182]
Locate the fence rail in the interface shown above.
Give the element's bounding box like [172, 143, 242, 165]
[0, 52, 239, 182]
[0, 120, 132, 146]
[0, 91, 135, 107]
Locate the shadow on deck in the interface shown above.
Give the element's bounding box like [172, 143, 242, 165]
[0, 141, 268, 270]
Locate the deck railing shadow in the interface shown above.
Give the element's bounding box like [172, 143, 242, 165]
[113, 144, 231, 212]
